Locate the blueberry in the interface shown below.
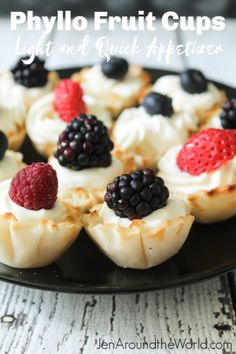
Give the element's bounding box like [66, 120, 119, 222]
[142, 92, 174, 117]
[180, 69, 207, 94]
[101, 56, 129, 80]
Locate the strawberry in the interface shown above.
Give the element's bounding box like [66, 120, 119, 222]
[54, 79, 87, 122]
[177, 128, 236, 176]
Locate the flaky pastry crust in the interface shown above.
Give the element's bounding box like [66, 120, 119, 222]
[188, 184, 236, 223]
[72, 65, 151, 118]
[0, 203, 82, 268]
[83, 204, 194, 269]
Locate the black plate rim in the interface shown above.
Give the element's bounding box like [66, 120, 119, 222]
[0, 262, 235, 294]
[0, 66, 235, 294]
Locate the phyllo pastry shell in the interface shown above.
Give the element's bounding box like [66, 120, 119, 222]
[113, 103, 198, 170]
[0, 179, 82, 268]
[152, 73, 226, 125]
[26, 89, 113, 158]
[158, 142, 236, 223]
[72, 64, 151, 118]
[49, 155, 124, 213]
[83, 199, 194, 269]
[187, 184, 236, 223]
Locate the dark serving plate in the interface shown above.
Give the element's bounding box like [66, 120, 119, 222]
[0, 67, 235, 294]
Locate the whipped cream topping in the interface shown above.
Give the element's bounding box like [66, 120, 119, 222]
[205, 115, 222, 129]
[0, 71, 57, 108]
[113, 106, 198, 158]
[0, 150, 24, 182]
[80, 65, 144, 99]
[0, 179, 66, 224]
[96, 198, 190, 228]
[153, 75, 222, 112]
[0, 95, 25, 133]
[158, 145, 236, 196]
[26, 92, 113, 146]
[50, 156, 124, 191]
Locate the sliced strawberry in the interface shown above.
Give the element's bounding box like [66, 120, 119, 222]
[177, 128, 236, 176]
[54, 79, 87, 122]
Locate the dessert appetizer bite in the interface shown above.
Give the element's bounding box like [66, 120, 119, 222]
[0, 95, 26, 150]
[153, 69, 225, 124]
[158, 128, 236, 223]
[26, 79, 113, 157]
[83, 169, 194, 269]
[49, 114, 124, 212]
[0, 131, 25, 181]
[113, 92, 198, 169]
[204, 98, 236, 130]
[0, 163, 82, 268]
[72, 56, 151, 118]
[0, 56, 59, 109]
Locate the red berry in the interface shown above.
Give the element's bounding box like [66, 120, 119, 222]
[54, 79, 87, 122]
[177, 128, 236, 176]
[9, 163, 58, 211]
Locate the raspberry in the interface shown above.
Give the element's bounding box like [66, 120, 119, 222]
[54, 114, 114, 170]
[11, 56, 48, 88]
[54, 79, 87, 122]
[9, 163, 58, 211]
[177, 128, 236, 176]
[105, 169, 169, 220]
[220, 98, 236, 129]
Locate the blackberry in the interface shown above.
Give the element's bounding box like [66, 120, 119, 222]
[101, 56, 129, 80]
[11, 56, 49, 88]
[142, 92, 174, 117]
[220, 98, 236, 129]
[180, 69, 207, 94]
[0, 131, 8, 161]
[54, 114, 114, 170]
[105, 169, 169, 220]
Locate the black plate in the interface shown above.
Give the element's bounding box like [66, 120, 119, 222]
[0, 67, 235, 294]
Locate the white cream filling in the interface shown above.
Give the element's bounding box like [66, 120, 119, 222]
[0, 71, 56, 108]
[0, 150, 24, 182]
[0, 96, 25, 133]
[26, 92, 113, 146]
[113, 106, 197, 158]
[205, 115, 222, 129]
[81, 65, 144, 99]
[50, 156, 124, 191]
[0, 179, 66, 224]
[158, 145, 236, 196]
[153, 75, 222, 112]
[97, 198, 190, 228]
